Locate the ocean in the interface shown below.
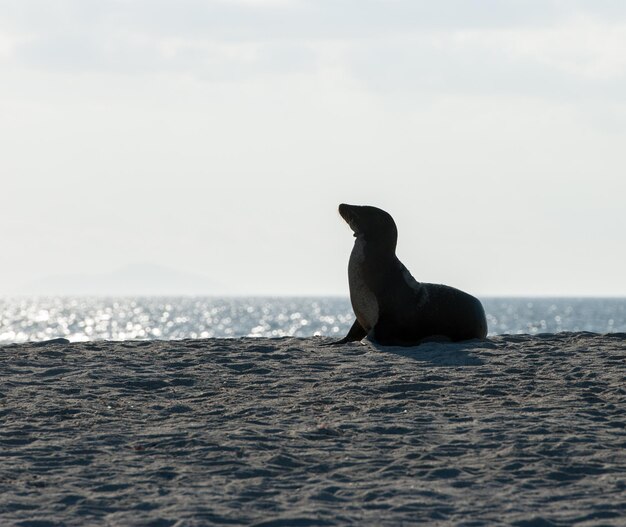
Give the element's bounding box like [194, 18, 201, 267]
[0, 297, 624, 344]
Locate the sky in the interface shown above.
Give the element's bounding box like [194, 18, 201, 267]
[1, 0, 625, 296]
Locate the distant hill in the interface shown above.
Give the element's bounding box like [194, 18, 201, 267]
[15, 263, 227, 296]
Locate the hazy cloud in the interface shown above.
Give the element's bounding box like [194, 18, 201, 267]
[2, 0, 626, 100]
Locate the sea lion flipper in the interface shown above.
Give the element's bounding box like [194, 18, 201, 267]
[324, 319, 367, 346]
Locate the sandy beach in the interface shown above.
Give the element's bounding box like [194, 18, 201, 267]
[1, 333, 625, 526]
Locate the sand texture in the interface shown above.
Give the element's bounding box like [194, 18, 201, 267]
[1, 333, 626, 526]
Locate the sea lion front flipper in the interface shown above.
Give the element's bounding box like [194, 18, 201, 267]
[323, 319, 367, 346]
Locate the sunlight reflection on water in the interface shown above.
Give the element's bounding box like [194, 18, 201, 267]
[0, 297, 353, 343]
[0, 297, 624, 343]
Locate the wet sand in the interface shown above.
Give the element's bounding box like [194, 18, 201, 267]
[1, 333, 625, 526]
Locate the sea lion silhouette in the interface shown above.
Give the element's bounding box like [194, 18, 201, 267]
[333, 204, 487, 346]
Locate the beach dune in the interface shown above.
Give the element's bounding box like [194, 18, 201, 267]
[1, 333, 625, 525]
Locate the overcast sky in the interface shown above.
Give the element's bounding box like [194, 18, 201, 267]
[1, 0, 625, 296]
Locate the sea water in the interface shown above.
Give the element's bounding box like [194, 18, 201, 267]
[0, 297, 624, 343]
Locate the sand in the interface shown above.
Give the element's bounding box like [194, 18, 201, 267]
[1, 333, 625, 526]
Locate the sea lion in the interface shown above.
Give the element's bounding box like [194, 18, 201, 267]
[332, 204, 488, 346]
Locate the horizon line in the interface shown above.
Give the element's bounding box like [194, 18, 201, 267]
[2, 293, 626, 299]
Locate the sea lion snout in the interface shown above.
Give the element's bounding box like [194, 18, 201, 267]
[338, 203, 356, 221]
[338, 204, 360, 235]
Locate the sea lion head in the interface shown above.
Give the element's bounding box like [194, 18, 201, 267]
[338, 204, 398, 250]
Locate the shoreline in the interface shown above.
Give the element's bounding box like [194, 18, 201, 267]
[2, 329, 626, 347]
[2, 333, 625, 525]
